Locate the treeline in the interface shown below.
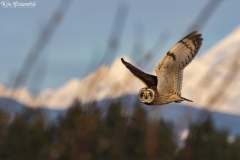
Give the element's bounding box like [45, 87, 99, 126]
[0, 101, 239, 160]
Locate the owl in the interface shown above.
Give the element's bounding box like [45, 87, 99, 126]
[121, 31, 203, 105]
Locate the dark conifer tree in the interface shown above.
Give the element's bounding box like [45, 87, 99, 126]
[177, 115, 240, 160]
[125, 103, 147, 160]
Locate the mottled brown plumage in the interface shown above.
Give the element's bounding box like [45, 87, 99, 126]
[121, 31, 203, 105]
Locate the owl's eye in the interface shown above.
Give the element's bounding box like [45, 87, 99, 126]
[141, 93, 144, 97]
[149, 93, 152, 97]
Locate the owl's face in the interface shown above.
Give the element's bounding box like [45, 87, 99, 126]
[138, 87, 155, 104]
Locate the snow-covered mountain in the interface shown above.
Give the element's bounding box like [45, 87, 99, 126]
[1, 26, 240, 114]
[0, 57, 143, 109]
[182, 26, 240, 114]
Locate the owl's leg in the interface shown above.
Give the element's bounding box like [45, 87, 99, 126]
[174, 96, 193, 103]
[169, 95, 192, 103]
[174, 100, 183, 103]
[168, 95, 183, 103]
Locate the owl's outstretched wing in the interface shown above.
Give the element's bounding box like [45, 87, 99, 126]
[155, 31, 203, 96]
[121, 58, 158, 87]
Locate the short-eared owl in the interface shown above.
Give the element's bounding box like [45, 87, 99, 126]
[121, 31, 203, 105]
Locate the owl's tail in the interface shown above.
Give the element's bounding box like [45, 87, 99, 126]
[181, 97, 193, 102]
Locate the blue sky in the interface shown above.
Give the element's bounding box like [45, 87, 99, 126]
[0, 0, 240, 93]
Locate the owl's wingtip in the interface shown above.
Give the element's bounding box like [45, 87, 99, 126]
[121, 58, 125, 63]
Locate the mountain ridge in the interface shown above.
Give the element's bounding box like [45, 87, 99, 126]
[0, 26, 240, 114]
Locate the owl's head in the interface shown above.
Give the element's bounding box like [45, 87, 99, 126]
[138, 87, 155, 104]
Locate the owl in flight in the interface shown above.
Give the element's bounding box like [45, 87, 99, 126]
[121, 31, 203, 105]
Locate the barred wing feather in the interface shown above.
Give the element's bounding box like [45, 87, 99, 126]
[155, 31, 203, 96]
